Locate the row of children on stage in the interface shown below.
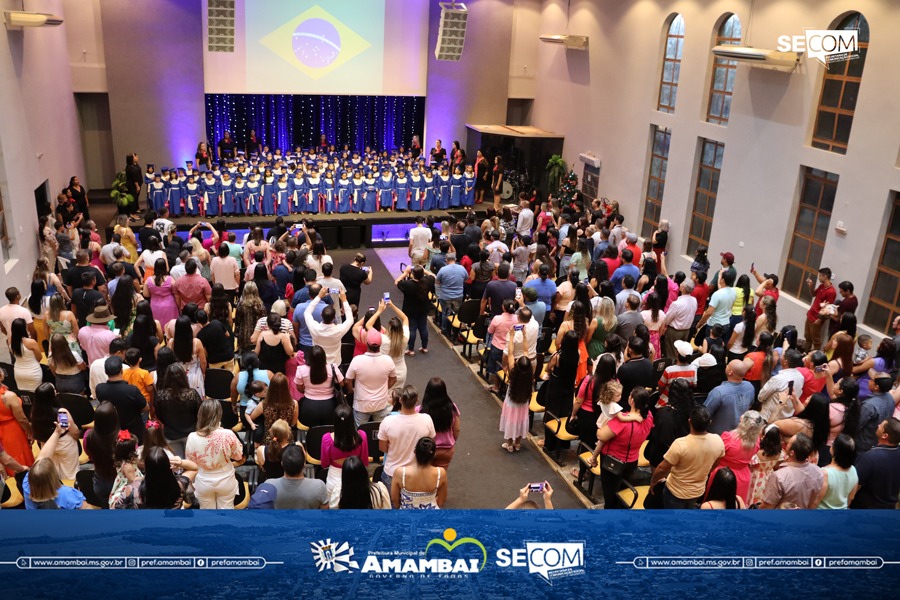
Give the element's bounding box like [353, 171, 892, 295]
[145, 150, 476, 217]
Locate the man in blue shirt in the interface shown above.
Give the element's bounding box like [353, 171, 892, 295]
[435, 252, 467, 337]
[522, 286, 546, 326]
[610, 249, 640, 294]
[704, 361, 755, 434]
[855, 374, 897, 452]
[695, 270, 736, 338]
[292, 283, 325, 360]
[524, 264, 557, 314]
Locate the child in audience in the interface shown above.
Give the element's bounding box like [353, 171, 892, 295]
[123, 348, 155, 415]
[702, 324, 726, 355]
[853, 334, 873, 365]
[109, 431, 143, 509]
[243, 380, 267, 445]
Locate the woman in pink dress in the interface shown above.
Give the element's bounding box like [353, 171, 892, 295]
[707, 410, 765, 504]
[143, 259, 180, 326]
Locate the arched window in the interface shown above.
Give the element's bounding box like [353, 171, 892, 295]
[811, 12, 869, 154]
[706, 14, 742, 125]
[657, 15, 685, 114]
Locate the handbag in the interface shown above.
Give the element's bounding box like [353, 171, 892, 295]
[600, 422, 634, 477]
[564, 414, 580, 436]
[331, 365, 348, 405]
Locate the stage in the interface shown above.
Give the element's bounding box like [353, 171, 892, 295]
[108, 208, 488, 249]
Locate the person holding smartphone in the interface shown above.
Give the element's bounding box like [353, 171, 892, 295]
[757, 349, 806, 423]
[505, 482, 554, 509]
[339, 253, 373, 308]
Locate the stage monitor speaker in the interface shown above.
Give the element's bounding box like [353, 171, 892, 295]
[208, 0, 235, 52]
[435, 2, 467, 61]
[318, 226, 339, 250]
[340, 226, 362, 249]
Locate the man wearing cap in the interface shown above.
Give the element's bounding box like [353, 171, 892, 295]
[703, 360, 754, 434]
[709, 252, 737, 290]
[77, 305, 119, 365]
[304, 287, 354, 366]
[855, 373, 896, 453]
[750, 266, 780, 316]
[656, 340, 698, 405]
[662, 280, 697, 358]
[345, 328, 398, 426]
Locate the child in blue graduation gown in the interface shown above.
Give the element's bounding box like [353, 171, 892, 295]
[261, 170, 276, 215]
[144, 165, 157, 206]
[351, 172, 365, 213]
[409, 168, 424, 211]
[437, 167, 451, 210]
[232, 175, 248, 216]
[394, 169, 410, 211]
[306, 171, 321, 214]
[463, 165, 476, 207]
[149, 173, 167, 214]
[337, 172, 352, 213]
[362, 173, 378, 213]
[183, 175, 201, 216]
[422, 170, 436, 211]
[322, 172, 336, 214]
[377, 168, 394, 211]
[246, 174, 261, 215]
[449, 166, 463, 208]
[289, 172, 307, 214]
[275, 174, 291, 216]
[166, 173, 185, 216]
[219, 172, 236, 215]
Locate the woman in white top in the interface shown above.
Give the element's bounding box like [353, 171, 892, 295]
[391, 437, 447, 509]
[185, 399, 245, 509]
[727, 306, 756, 361]
[305, 241, 333, 280]
[134, 236, 168, 281]
[366, 300, 410, 391]
[10, 318, 43, 392]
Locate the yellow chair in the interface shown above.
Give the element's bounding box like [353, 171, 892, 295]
[637, 440, 650, 468]
[616, 480, 650, 509]
[574, 442, 603, 499]
[528, 391, 544, 414]
[548, 339, 557, 354]
[233, 479, 250, 510]
[2, 476, 23, 509]
[543, 409, 579, 464]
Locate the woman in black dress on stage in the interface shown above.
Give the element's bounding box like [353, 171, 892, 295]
[66, 176, 89, 220]
[474, 149, 490, 205]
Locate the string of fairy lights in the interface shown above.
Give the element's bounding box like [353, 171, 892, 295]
[204, 94, 423, 152]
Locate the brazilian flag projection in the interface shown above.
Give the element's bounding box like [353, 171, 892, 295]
[247, 1, 384, 94]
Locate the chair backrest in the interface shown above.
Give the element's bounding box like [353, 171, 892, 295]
[652, 357, 674, 376]
[472, 315, 489, 339]
[455, 299, 481, 325]
[305, 425, 335, 462]
[18, 390, 36, 412]
[0, 362, 18, 391]
[219, 400, 239, 430]
[206, 368, 235, 401]
[57, 393, 95, 429]
[358, 421, 382, 463]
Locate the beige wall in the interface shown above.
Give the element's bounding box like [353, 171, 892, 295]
[528, 0, 900, 335]
[0, 0, 85, 297]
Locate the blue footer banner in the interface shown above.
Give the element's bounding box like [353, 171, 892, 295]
[2, 510, 899, 598]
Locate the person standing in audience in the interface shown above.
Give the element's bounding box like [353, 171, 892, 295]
[154, 364, 202, 458]
[235, 281, 267, 353]
[814, 434, 858, 509]
[1, 287, 37, 348]
[9, 318, 42, 392]
[377, 385, 435, 493]
[616, 336, 655, 408]
[757, 349, 806, 423]
[396, 265, 434, 355]
[705, 410, 765, 505]
[210, 244, 240, 305]
[804, 267, 836, 352]
[339, 253, 373, 308]
[851, 418, 900, 509]
[854, 374, 895, 453]
[335, 455, 391, 509]
[392, 436, 447, 509]
[196, 310, 235, 371]
[434, 252, 467, 338]
[294, 346, 344, 428]
[172, 259, 211, 310]
[663, 280, 697, 358]
[96, 356, 147, 440]
[255, 314, 294, 375]
[695, 269, 736, 342]
[346, 328, 397, 426]
[0, 368, 33, 471]
[650, 406, 725, 508]
[759, 433, 823, 509]
[321, 404, 369, 505]
[249, 445, 328, 509]
[305, 287, 354, 366]
[186, 399, 245, 509]
[704, 360, 754, 434]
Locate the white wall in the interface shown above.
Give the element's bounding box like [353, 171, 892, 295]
[61, 0, 106, 92]
[528, 0, 900, 335]
[0, 0, 85, 295]
[508, 0, 541, 99]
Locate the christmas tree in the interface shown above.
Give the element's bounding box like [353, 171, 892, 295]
[556, 169, 579, 207]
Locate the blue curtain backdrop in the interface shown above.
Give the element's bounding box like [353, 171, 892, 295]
[205, 94, 424, 155]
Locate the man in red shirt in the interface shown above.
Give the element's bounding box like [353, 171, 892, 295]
[751, 267, 780, 316]
[690, 270, 710, 334]
[804, 267, 836, 352]
[623, 232, 642, 266]
[172, 259, 212, 309]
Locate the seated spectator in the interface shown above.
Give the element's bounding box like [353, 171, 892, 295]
[23, 421, 85, 509]
[249, 445, 329, 509]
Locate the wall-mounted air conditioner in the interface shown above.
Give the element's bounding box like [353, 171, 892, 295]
[712, 46, 801, 72]
[539, 35, 589, 51]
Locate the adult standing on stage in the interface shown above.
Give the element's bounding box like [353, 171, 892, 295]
[474, 150, 490, 205]
[410, 135, 422, 160]
[67, 176, 90, 221]
[491, 155, 505, 212]
[124, 153, 142, 215]
[429, 140, 446, 167]
[217, 131, 237, 162]
[246, 129, 262, 156]
[195, 142, 212, 171]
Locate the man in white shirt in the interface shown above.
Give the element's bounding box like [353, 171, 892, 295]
[507, 306, 540, 365]
[0, 287, 36, 346]
[170, 252, 195, 280]
[515, 197, 534, 238]
[305, 288, 354, 366]
[377, 384, 435, 493]
[346, 328, 398, 426]
[100, 234, 130, 265]
[758, 349, 807, 422]
[408, 217, 432, 266]
[485, 230, 509, 265]
[89, 338, 127, 399]
[615, 275, 641, 315]
[153, 208, 174, 242]
[663, 280, 698, 359]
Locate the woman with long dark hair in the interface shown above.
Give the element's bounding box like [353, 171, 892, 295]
[47, 333, 86, 394]
[821, 378, 861, 466]
[726, 306, 756, 362]
[125, 314, 159, 372]
[84, 401, 120, 505]
[336, 455, 391, 509]
[396, 265, 433, 355]
[541, 329, 580, 455]
[10, 318, 42, 392]
[643, 379, 692, 468]
[205, 283, 233, 329]
[491, 155, 504, 212]
[143, 259, 179, 326]
[249, 373, 298, 444]
[743, 331, 778, 395]
[773, 393, 831, 450]
[570, 354, 617, 453]
[167, 315, 206, 397]
[135, 446, 192, 509]
[252, 263, 278, 312]
[730, 274, 754, 332]
[420, 377, 461, 467]
[322, 403, 368, 505]
[701, 467, 744, 509]
[255, 313, 294, 375]
[295, 345, 343, 427]
[814, 433, 858, 509]
[391, 437, 448, 509]
[154, 363, 202, 458]
[255, 419, 293, 483]
[110, 274, 138, 334]
[0, 368, 34, 471]
[640, 292, 666, 359]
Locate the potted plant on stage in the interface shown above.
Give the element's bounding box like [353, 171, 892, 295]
[545, 154, 567, 197]
[110, 171, 135, 214]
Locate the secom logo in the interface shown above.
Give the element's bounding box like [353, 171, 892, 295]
[776, 29, 859, 66]
[496, 542, 585, 584]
